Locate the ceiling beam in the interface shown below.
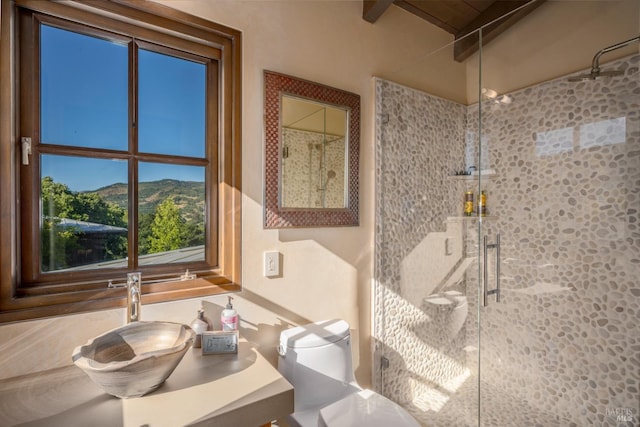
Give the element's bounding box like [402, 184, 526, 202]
[393, 0, 468, 35]
[363, 0, 395, 23]
[453, 0, 546, 62]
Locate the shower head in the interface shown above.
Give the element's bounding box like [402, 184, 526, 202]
[567, 69, 625, 82]
[568, 35, 639, 82]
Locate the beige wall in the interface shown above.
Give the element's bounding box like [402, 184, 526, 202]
[0, 0, 637, 389]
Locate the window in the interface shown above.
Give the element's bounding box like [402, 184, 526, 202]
[0, 0, 242, 322]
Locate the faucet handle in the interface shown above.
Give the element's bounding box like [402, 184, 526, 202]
[127, 273, 142, 322]
[127, 272, 141, 287]
[108, 273, 141, 289]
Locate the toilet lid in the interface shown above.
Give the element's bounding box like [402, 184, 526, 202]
[318, 389, 420, 427]
[280, 319, 350, 349]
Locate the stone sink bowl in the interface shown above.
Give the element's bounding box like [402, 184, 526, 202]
[72, 321, 195, 398]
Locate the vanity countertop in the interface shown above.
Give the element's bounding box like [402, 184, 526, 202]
[0, 339, 294, 427]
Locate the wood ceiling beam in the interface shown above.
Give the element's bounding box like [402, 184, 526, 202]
[453, 0, 546, 62]
[363, 0, 395, 23]
[393, 0, 459, 34]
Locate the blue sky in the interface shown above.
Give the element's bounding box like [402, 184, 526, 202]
[39, 24, 205, 192]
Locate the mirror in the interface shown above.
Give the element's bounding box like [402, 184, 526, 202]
[264, 70, 360, 228]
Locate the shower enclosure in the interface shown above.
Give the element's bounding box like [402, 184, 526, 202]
[373, 3, 639, 426]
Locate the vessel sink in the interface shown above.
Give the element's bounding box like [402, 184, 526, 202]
[72, 321, 195, 398]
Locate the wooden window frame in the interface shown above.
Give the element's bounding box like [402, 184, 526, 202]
[0, 0, 242, 323]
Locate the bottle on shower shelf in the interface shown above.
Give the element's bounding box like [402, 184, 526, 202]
[478, 190, 488, 216]
[464, 191, 474, 216]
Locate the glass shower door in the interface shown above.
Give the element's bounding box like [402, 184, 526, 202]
[374, 75, 482, 426]
[476, 18, 640, 425]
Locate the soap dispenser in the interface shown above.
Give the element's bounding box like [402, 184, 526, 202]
[190, 305, 213, 348]
[220, 296, 238, 331]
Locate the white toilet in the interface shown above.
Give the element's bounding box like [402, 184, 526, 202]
[277, 319, 420, 427]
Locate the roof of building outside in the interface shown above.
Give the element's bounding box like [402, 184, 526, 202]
[55, 218, 127, 234]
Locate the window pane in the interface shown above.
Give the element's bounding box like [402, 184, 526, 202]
[40, 155, 128, 272]
[40, 25, 128, 150]
[138, 162, 205, 265]
[138, 49, 206, 158]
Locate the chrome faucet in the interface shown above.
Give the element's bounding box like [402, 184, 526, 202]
[126, 272, 141, 322]
[109, 272, 142, 323]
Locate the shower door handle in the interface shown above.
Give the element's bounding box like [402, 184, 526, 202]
[483, 233, 501, 307]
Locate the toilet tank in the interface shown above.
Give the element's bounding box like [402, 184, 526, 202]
[278, 320, 359, 412]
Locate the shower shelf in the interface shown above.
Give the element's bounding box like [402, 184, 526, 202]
[448, 170, 499, 220]
[446, 215, 498, 222]
[449, 171, 498, 181]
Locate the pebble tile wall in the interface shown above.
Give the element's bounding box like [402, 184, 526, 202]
[281, 128, 346, 208]
[374, 54, 639, 426]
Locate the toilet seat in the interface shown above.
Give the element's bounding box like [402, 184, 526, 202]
[318, 389, 420, 427]
[278, 319, 351, 355]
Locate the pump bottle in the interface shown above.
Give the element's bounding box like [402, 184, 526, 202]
[190, 305, 213, 348]
[221, 296, 238, 331]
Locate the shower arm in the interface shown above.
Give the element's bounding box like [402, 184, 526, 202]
[590, 36, 640, 74]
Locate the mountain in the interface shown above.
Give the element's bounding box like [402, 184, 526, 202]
[92, 179, 205, 222]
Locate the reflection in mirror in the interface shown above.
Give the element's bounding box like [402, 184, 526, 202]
[281, 95, 347, 209]
[264, 70, 360, 228]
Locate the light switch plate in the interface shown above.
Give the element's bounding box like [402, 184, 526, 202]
[264, 251, 280, 277]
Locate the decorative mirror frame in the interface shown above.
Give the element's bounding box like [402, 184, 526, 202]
[263, 70, 360, 228]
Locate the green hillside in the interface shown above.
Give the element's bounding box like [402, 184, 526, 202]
[93, 179, 205, 222]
